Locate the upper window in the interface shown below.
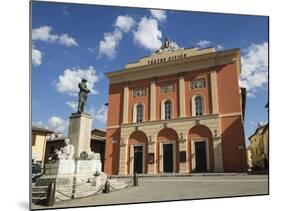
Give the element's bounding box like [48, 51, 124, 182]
[136, 104, 143, 123]
[194, 96, 204, 116]
[164, 101, 172, 120]
[190, 79, 205, 89]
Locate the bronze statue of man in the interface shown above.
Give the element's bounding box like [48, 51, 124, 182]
[77, 79, 90, 113]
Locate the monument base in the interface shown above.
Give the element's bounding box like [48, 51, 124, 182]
[36, 159, 103, 201]
[44, 159, 102, 175]
[36, 172, 107, 201]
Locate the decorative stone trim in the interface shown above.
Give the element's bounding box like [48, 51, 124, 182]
[106, 49, 240, 84]
[122, 85, 129, 124]
[179, 76, 186, 117]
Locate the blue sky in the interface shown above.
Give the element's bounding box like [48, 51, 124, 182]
[31, 2, 268, 145]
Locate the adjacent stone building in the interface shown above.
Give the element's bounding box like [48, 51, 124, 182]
[249, 123, 269, 170]
[104, 39, 247, 175]
[32, 126, 54, 167]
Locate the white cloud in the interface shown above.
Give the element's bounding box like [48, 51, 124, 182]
[196, 40, 211, 48]
[56, 66, 99, 96]
[32, 26, 78, 47]
[48, 116, 68, 133]
[98, 29, 123, 59]
[150, 9, 167, 22]
[215, 44, 224, 51]
[32, 45, 42, 66]
[66, 101, 78, 111]
[133, 17, 162, 51]
[239, 42, 268, 97]
[62, 6, 69, 16]
[59, 34, 78, 47]
[115, 15, 135, 33]
[32, 117, 68, 133]
[98, 15, 135, 59]
[32, 26, 58, 42]
[32, 121, 45, 128]
[89, 105, 108, 125]
[88, 47, 95, 53]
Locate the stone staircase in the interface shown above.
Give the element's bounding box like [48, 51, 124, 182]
[32, 184, 48, 204]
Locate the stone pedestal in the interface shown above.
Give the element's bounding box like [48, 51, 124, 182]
[68, 113, 92, 159]
[76, 160, 102, 174]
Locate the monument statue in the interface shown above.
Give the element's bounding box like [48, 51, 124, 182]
[55, 138, 75, 160]
[77, 79, 90, 113]
[88, 148, 101, 160]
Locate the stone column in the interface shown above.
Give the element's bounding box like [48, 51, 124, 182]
[118, 143, 127, 175]
[68, 113, 92, 159]
[122, 84, 129, 124]
[179, 140, 187, 173]
[191, 141, 196, 171]
[147, 137, 156, 174]
[213, 137, 224, 172]
[210, 68, 219, 114]
[179, 76, 186, 118]
[150, 80, 156, 121]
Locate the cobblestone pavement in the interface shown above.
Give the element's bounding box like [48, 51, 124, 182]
[32, 174, 268, 210]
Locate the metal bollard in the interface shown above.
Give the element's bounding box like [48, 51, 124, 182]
[133, 171, 138, 186]
[46, 180, 56, 206]
[103, 180, 110, 193]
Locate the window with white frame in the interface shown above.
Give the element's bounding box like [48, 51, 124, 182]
[194, 96, 203, 116]
[136, 104, 143, 123]
[164, 100, 172, 120]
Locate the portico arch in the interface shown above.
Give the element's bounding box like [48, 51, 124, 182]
[127, 130, 148, 174]
[187, 124, 214, 172]
[156, 128, 179, 173]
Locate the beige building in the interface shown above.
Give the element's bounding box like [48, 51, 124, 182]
[246, 146, 252, 170]
[249, 123, 269, 170]
[32, 126, 53, 167]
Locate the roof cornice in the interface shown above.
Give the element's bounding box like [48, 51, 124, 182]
[106, 48, 240, 84]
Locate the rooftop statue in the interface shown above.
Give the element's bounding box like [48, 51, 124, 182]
[77, 79, 90, 113]
[154, 37, 182, 54]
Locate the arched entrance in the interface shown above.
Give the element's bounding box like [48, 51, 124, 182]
[188, 125, 214, 172]
[157, 128, 179, 173]
[127, 131, 148, 174]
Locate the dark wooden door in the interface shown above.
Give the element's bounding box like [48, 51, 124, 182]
[163, 144, 173, 172]
[134, 146, 143, 173]
[195, 141, 207, 172]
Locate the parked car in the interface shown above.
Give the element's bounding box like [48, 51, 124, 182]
[32, 163, 42, 182]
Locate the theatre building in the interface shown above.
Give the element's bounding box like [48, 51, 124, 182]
[104, 38, 247, 175]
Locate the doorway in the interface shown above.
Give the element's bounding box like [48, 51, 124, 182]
[195, 141, 207, 172]
[133, 145, 143, 173]
[163, 144, 173, 172]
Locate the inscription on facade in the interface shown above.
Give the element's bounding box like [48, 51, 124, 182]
[160, 84, 175, 94]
